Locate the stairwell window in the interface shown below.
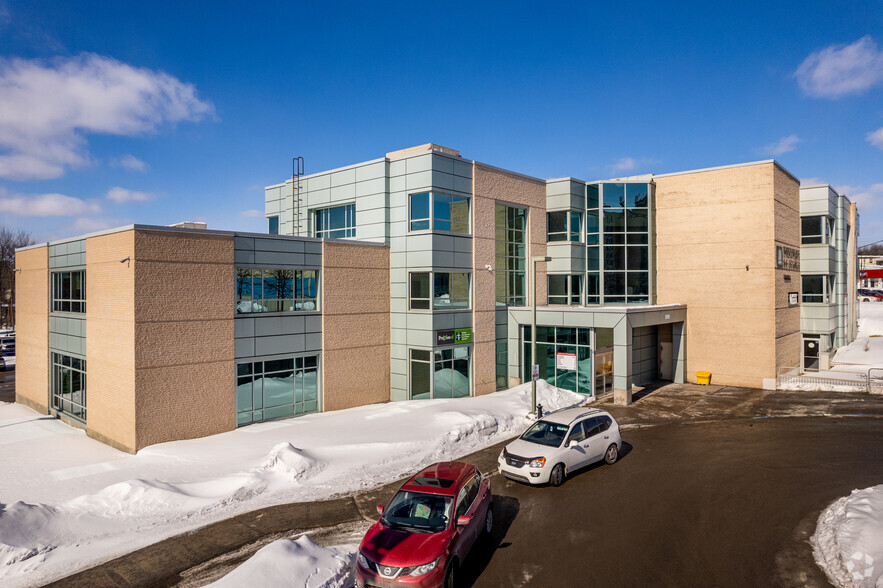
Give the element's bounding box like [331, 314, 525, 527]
[52, 270, 86, 313]
[315, 204, 355, 239]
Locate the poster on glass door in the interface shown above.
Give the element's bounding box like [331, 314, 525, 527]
[556, 352, 577, 371]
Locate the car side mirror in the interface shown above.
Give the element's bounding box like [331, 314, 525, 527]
[564, 439, 572, 448]
[376, 504, 384, 515]
[457, 515, 472, 527]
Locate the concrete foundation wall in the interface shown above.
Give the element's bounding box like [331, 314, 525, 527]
[473, 163, 546, 396]
[132, 229, 235, 450]
[14, 246, 49, 413]
[322, 241, 390, 411]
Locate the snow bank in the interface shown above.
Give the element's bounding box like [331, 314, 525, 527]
[833, 303, 883, 369]
[0, 380, 583, 587]
[780, 302, 883, 391]
[812, 484, 883, 588]
[207, 536, 354, 588]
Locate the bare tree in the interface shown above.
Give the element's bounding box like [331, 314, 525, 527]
[0, 227, 36, 330]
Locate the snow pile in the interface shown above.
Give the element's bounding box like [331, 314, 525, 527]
[812, 484, 883, 587]
[0, 380, 583, 587]
[832, 302, 883, 369]
[207, 536, 354, 588]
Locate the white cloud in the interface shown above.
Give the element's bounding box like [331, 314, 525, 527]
[0, 53, 213, 180]
[763, 135, 799, 156]
[105, 186, 154, 203]
[112, 154, 147, 172]
[836, 183, 883, 213]
[795, 36, 883, 98]
[0, 187, 101, 217]
[61, 217, 125, 234]
[610, 157, 636, 172]
[240, 209, 264, 218]
[867, 128, 883, 149]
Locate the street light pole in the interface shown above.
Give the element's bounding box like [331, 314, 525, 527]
[531, 256, 552, 416]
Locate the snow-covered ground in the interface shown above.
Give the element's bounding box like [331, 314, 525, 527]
[812, 484, 883, 588]
[0, 380, 583, 587]
[780, 301, 883, 391]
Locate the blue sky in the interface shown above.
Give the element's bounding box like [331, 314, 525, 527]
[1, 1, 882, 244]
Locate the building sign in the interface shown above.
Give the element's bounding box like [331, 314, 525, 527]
[436, 328, 473, 346]
[777, 246, 800, 271]
[789, 292, 799, 306]
[531, 364, 539, 381]
[556, 352, 577, 371]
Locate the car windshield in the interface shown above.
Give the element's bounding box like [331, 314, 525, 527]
[382, 490, 454, 533]
[519, 420, 570, 448]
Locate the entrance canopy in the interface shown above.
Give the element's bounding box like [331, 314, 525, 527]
[505, 304, 687, 397]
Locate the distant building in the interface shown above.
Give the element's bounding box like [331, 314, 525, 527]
[15, 144, 858, 452]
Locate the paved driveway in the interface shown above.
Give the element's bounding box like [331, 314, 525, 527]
[463, 417, 883, 587]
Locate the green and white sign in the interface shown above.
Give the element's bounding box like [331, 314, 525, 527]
[454, 328, 472, 343]
[436, 328, 473, 346]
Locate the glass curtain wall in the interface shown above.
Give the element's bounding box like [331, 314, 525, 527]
[236, 268, 318, 313]
[236, 356, 319, 426]
[495, 204, 526, 305]
[495, 203, 527, 390]
[522, 326, 593, 396]
[409, 347, 470, 399]
[51, 353, 86, 421]
[586, 182, 652, 305]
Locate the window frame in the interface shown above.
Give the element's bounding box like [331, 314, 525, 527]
[547, 210, 582, 243]
[50, 352, 87, 422]
[548, 274, 583, 305]
[409, 271, 471, 310]
[801, 274, 833, 304]
[235, 267, 320, 314]
[235, 354, 320, 426]
[801, 215, 831, 245]
[408, 191, 471, 234]
[409, 345, 471, 399]
[315, 203, 356, 239]
[51, 269, 86, 314]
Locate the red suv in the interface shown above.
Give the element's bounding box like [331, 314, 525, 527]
[355, 462, 493, 588]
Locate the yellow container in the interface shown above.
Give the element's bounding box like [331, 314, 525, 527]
[696, 371, 712, 385]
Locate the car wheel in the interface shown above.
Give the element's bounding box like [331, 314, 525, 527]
[549, 463, 565, 487]
[483, 503, 494, 536]
[863, 297, 870, 302]
[443, 558, 458, 588]
[604, 443, 619, 465]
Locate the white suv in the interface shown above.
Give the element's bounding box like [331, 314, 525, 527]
[498, 408, 622, 486]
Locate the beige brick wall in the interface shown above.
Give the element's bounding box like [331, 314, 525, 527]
[14, 246, 49, 412]
[132, 230, 235, 449]
[473, 164, 546, 396]
[86, 230, 137, 451]
[321, 241, 390, 411]
[655, 162, 798, 387]
[773, 165, 801, 371]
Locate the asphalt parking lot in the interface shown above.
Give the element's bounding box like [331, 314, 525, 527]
[0, 367, 15, 403]
[464, 417, 883, 587]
